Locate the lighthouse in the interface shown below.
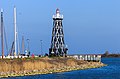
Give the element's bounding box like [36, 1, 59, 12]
[49, 9, 68, 57]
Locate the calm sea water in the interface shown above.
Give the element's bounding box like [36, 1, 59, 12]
[1, 58, 120, 79]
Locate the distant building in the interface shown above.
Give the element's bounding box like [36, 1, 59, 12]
[49, 9, 68, 57]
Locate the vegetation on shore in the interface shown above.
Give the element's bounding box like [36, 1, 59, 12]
[102, 51, 120, 57]
[0, 57, 106, 78]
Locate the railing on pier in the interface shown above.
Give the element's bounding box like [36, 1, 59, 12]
[69, 54, 101, 62]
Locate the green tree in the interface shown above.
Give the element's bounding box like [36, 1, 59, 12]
[104, 51, 109, 56]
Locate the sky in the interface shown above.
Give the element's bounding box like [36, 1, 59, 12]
[0, 0, 120, 55]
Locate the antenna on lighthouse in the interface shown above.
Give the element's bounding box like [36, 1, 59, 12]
[14, 6, 17, 57]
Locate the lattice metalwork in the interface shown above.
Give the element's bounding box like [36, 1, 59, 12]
[49, 9, 68, 57]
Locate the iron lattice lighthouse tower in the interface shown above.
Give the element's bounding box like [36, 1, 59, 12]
[49, 9, 68, 57]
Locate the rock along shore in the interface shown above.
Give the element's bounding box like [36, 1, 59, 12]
[0, 57, 106, 78]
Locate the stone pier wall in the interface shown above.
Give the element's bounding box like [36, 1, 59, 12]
[0, 57, 105, 77]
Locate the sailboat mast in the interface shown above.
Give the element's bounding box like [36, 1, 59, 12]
[22, 36, 24, 54]
[1, 9, 4, 59]
[17, 30, 20, 56]
[14, 7, 17, 56]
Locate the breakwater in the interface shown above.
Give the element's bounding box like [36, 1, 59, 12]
[0, 57, 106, 78]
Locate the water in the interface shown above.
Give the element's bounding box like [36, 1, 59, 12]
[1, 58, 120, 79]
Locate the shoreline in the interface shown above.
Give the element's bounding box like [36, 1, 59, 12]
[0, 57, 106, 78]
[0, 62, 106, 78]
